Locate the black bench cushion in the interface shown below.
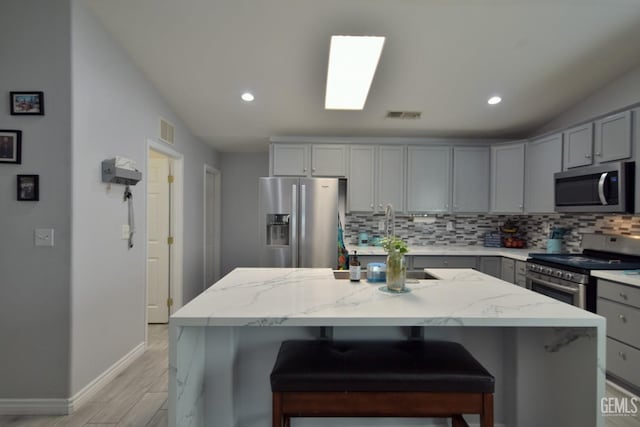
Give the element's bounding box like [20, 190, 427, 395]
[270, 340, 494, 393]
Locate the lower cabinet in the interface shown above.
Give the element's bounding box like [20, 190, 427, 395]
[598, 278, 640, 391]
[515, 261, 527, 287]
[501, 258, 515, 283]
[413, 256, 478, 269]
[479, 257, 501, 278]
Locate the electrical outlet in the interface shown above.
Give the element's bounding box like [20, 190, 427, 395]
[446, 221, 455, 232]
[35, 228, 54, 247]
[378, 220, 385, 231]
[122, 224, 130, 239]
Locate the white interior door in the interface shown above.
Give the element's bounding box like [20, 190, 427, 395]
[147, 150, 170, 323]
[204, 166, 221, 289]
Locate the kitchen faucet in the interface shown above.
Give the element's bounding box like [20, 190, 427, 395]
[385, 204, 395, 238]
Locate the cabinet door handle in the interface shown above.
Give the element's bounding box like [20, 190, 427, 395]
[618, 351, 627, 361]
[596, 152, 601, 157]
[370, 204, 374, 209]
[619, 314, 627, 323]
[620, 293, 628, 300]
[312, 168, 316, 172]
[303, 167, 307, 172]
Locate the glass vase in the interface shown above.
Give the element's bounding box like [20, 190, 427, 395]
[386, 250, 407, 291]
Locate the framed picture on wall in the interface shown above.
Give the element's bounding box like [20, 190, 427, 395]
[0, 130, 22, 164]
[10, 91, 44, 115]
[17, 175, 39, 201]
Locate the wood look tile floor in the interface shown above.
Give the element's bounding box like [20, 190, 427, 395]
[0, 325, 169, 427]
[1, 324, 639, 426]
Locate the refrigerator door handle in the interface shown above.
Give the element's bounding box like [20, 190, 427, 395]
[291, 184, 298, 268]
[300, 184, 306, 267]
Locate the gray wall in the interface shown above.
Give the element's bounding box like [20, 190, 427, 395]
[70, 1, 219, 395]
[0, 0, 72, 398]
[220, 152, 269, 275]
[538, 63, 640, 132]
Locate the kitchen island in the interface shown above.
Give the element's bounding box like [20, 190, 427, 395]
[169, 268, 605, 427]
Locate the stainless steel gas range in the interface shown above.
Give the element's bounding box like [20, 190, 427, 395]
[526, 234, 640, 312]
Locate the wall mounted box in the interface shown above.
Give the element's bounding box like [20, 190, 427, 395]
[101, 158, 142, 185]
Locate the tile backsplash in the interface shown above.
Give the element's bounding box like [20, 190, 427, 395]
[344, 213, 640, 253]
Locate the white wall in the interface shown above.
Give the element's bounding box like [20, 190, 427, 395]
[220, 152, 269, 275]
[537, 64, 640, 132]
[70, 1, 219, 395]
[0, 0, 71, 399]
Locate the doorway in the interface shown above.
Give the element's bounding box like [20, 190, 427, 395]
[145, 139, 184, 328]
[147, 149, 171, 323]
[203, 165, 221, 289]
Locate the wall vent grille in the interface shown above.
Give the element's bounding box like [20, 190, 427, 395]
[385, 111, 422, 119]
[160, 118, 175, 144]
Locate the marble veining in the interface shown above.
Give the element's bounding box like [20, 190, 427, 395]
[544, 327, 597, 353]
[171, 268, 604, 329]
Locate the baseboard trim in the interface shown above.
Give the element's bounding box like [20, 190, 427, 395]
[0, 399, 69, 415]
[0, 342, 146, 415]
[68, 341, 146, 412]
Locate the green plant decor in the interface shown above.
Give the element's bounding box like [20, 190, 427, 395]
[381, 236, 409, 291]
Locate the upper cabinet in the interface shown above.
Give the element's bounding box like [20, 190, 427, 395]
[594, 111, 632, 164]
[491, 142, 525, 214]
[311, 144, 347, 177]
[271, 143, 346, 177]
[452, 146, 490, 213]
[272, 144, 309, 176]
[407, 146, 451, 213]
[563, 111, 633, 170]
[525, 134, 563, 213]
[563, 123, 593, 169]
[347, 145, 405, 213]
[347, 145, 376, 212]
[377, 146, 405, 212]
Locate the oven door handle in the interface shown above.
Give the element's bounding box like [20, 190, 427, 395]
[598, 172, 609, 205]
[526, 275, 580, 295]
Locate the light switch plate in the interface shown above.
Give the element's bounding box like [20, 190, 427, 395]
[35, 228, 54, 247]
[121, 224, 130, 239]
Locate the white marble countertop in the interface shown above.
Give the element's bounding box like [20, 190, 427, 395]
[347, 245, 533, 261]
[171, 268, 603, 328]
[592, 270, 640, 288]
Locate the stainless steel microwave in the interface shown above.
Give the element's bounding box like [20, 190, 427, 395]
[554, 161, 635, 213]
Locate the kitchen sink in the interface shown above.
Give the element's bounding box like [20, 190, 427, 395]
[332, 270, 435, 280]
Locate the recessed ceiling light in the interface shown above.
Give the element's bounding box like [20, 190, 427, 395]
[325, 35, 385, 110]
[487, 96, 502, 105]
[241, 92, 255, 102]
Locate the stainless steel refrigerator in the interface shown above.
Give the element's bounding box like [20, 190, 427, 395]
[259, 177, 338, 268]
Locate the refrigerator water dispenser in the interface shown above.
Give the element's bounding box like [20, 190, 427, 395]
[266, 214, 290, 246]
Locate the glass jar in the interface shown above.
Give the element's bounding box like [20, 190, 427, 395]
[386, 250, 407, 291]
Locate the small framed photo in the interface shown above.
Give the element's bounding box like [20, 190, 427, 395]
[10, 91, 44, 115]
[0, 130, 22, 164]
[17, 175, 39, 201]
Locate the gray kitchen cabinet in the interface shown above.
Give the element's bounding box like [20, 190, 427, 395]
[358, 255, 388, 266]
[413, 256, 478, 269]
[347, 145, 376, 212]
[377, 145, 405, 212]
[594, 111, 632, 164]
[272, 144, 309, 176]
[563, 123, 593, 169]
[407, 146, 451, 213]
[515, 261, 527, 287]
[490, 142, 525, 213]
[479, 257, 501, 278]
[525, 134, 563, 213]
[311, 144, 347, 177]
[452, 147, 490, 213]
[500, 258, 515, 283]
[598, 278, 640, 391]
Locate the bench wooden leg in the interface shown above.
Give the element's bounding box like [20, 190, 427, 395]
[273, 392, 282, 427]
[452, 414, 469, 427]
[481, 393, 494, 427]
[284, 415, 290, 427]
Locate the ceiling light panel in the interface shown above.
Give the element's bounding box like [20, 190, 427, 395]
[487, 96, 502, 105]
[325, 35, 385, 110]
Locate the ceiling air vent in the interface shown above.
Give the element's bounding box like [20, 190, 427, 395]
[385, 111, 422, 119]
[160, 118, 175, 144]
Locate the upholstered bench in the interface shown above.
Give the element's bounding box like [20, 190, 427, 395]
[270, 340, 494, 427]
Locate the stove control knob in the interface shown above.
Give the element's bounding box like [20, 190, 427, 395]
[555, 271, 563, 278]
[565, 273, 573, 280]
[545, 268, 553, 275]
